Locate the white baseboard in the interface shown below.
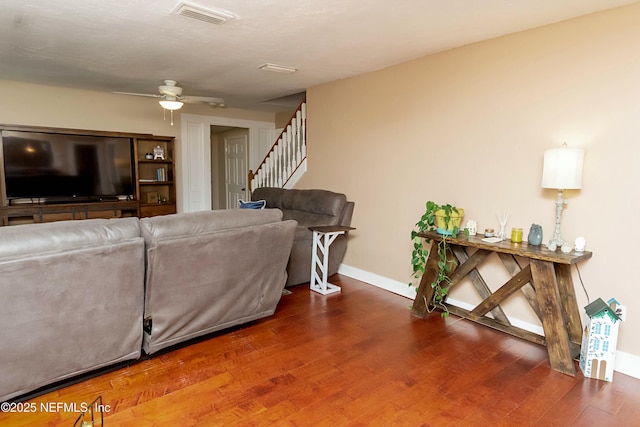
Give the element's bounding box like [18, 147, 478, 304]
[614, 351, 640, 379]
[338, 263, 640, 379]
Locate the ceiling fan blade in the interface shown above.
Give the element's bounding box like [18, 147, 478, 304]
[113, 91, 162, 98]
[180, 95, 225, 104]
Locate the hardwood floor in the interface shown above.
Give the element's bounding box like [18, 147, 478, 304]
[2, 275, 639, 426]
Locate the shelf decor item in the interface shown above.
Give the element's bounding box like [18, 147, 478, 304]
[153, 145, 165, 160]
[156, 167, 167, 182]
[143, 192, 159, 204]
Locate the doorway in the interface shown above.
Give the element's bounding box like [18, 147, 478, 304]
[210, 126, 249, 210]
[179, 114, 276, 213]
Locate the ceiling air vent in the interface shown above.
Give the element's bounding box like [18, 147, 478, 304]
[175, 2, 235, 25]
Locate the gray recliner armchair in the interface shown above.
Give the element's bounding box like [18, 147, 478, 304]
[251, 187, 355, 287]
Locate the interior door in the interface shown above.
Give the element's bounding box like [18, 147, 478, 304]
[225, 132, 248, 208]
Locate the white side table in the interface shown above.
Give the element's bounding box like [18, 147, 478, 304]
[309, 225, 355, 295]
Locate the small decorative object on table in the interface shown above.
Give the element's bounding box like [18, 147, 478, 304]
[574, 236, 586, 252]
[511, 227, 523, 243]
[528, 224, 543, 246]
[465, 219, 477, 236]
[145, 152, 153, 160]
[153, 145, 165, 160]
[497, 210, 510, 240]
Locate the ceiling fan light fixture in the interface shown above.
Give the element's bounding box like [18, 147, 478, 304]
[159, 100, 184, 111]
[258, 63, 298, 74]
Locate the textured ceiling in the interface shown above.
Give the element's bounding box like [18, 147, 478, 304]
[0, 0, 637, 111]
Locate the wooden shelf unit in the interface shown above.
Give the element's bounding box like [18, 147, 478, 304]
[133, 136, 177, 218]
[0, 124, 177, 225]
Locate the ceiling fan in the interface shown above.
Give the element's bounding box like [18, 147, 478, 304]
[114, 80, 225, 125]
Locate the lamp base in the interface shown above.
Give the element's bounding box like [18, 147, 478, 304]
[547, 189, 568, 251]
[546, 237, 565, 251]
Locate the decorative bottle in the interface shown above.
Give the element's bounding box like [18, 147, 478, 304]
[528, 224, 543, 246]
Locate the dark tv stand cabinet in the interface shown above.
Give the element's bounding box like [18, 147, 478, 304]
[0, 124, 176, 226]
[2, 200, 140, 224]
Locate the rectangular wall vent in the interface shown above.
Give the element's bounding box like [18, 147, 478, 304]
[176, 2, 235, 25]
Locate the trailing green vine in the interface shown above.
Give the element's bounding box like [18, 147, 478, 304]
[410, 201, 466, 317]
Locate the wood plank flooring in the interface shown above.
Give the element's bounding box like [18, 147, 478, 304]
[2, 275, 639, 426]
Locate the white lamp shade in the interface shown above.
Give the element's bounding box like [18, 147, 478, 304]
[541, 147, 584, 190]
[159, 100, 184, 111]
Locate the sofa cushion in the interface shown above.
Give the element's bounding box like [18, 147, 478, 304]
[252, 187, 284, 208]
[0, 217, 141, 260]
[139, 208, 283, 243]
[252, 188, 346, 227]
[140, 210, 297, 354]
[281, 189, 346, 216]
[0, 217, 145, 401]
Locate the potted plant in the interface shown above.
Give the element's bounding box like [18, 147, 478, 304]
[410, 201, 465, 316]
[434, 205, 464, 236]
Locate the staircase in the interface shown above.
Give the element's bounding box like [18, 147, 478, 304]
[249, 99, 306, 192]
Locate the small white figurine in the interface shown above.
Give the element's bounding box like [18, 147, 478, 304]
[561, 243, 573, 253]
[153, 146, 165, 160]
[574, 237, 586, 252]
[466, 220, 477, 236]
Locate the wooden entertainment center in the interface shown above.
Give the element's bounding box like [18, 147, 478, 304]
[0, 124, 176, 226]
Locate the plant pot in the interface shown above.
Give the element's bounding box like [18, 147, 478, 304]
[435, 208, 464, 236]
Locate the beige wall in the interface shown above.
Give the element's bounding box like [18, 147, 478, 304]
[0, 80, 275, 209]
[0, 80, 275, 133]
[300, 4, 640, 360]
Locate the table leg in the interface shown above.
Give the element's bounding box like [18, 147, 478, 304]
[530, 259, 576, 376]
[555, 264, 583, 352]
[411, 245, 441, 318]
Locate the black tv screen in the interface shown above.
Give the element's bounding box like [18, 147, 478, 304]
[2, 130, 134, 202]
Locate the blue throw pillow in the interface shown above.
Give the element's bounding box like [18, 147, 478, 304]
[238, 199, 266, 209]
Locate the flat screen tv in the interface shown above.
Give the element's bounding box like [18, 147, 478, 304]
[2, 130, 134, 203]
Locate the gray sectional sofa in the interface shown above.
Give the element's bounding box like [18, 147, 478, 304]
[251, 187, 355, 286]
[0, 209, 296, 402]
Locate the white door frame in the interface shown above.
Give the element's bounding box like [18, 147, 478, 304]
[179, 113, 275, 213]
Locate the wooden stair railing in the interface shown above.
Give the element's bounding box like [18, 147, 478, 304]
[248, 99, 306, 193]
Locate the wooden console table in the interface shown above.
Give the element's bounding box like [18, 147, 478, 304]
[411, 230, 592, 376]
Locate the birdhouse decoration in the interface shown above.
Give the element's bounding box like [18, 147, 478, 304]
[579, 298, 623, 382]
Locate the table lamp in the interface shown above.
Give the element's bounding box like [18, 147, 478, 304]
[541, 144, 584, 250]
